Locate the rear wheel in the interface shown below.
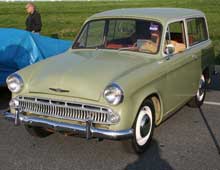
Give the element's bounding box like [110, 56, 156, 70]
[132, 99, 155, 153]
[25, 125, 53, 138]
[188, 74, 206, 108]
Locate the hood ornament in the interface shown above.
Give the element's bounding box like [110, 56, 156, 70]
[49, 88, 70, 93]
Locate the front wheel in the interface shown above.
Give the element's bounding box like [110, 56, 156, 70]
[188, 74, 206, 108]
[132, 99, 155, 153]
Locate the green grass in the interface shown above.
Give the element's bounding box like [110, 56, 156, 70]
[0, 0, 220, 63]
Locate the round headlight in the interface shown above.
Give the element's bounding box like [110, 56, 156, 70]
[103, 83, 124, 105]
[6, 73, 24, 93]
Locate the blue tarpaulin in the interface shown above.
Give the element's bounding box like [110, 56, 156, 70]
[0, 28, 72, 86]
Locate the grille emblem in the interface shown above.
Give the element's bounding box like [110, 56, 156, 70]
[49, 88, 69, 93]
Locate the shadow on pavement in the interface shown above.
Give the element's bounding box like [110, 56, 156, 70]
[208, 73, 220, 90]
[125, 140, 173, 170]
[199, 107, 220, 155]
[0, 87, 11, 110]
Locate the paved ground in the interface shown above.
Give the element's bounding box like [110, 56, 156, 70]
[0, 75, 220, 170]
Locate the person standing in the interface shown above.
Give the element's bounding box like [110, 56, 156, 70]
[25, 3, 42, 33]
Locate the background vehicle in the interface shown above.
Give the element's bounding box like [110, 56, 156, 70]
[0, 28, 72, 87]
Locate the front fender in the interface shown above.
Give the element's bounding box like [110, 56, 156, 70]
[109, 85, 164, 131]
[131, 86, 164, 126]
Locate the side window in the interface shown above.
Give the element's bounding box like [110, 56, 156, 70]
[187, 17, 208, 46]
[165, 21, 186, 54]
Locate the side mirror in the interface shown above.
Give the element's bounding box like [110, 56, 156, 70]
[165, 44, 175, 55]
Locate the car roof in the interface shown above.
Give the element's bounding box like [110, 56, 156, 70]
[88, 8, 205, 23]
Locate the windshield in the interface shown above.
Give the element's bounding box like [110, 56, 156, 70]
[73, 19, 162, 54]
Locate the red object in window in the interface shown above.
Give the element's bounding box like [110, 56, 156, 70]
[107, 43, 133, 49]
[107, 43, 124, 49]
[188, 35, 194, 45]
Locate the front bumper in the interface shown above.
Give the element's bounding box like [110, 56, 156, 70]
[1, 111, 133, 140]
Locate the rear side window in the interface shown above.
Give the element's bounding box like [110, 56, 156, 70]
[187, 17, 208, 46]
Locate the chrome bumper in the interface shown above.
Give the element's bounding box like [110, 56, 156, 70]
[1, 111, 133, 140]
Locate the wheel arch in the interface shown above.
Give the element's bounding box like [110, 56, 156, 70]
[131, 88, 164, 127]
[202, 67, 210, 81]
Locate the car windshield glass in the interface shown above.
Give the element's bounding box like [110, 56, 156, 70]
[73, 19, 162, 54]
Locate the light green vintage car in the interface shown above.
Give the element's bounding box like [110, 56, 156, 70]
[3, 8, 214, 153]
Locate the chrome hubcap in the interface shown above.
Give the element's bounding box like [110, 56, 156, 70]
[140, 114, 151, 137]
[135, 106, 153, 146]
[197, 75, 206, 102]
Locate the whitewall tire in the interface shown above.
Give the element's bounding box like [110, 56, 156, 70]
[132, 99, 155, 153]
[188, 74, 206, 108]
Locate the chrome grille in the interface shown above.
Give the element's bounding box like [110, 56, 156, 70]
[16, 96, 119, 124]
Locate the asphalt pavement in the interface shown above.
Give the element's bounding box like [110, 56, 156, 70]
[0, 75, 220, 170]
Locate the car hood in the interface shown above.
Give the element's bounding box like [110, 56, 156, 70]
[27, 49, 155, 101]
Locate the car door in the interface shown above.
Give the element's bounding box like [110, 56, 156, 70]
[162, 20, 201, 114]
[186, 17, 212, 78]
